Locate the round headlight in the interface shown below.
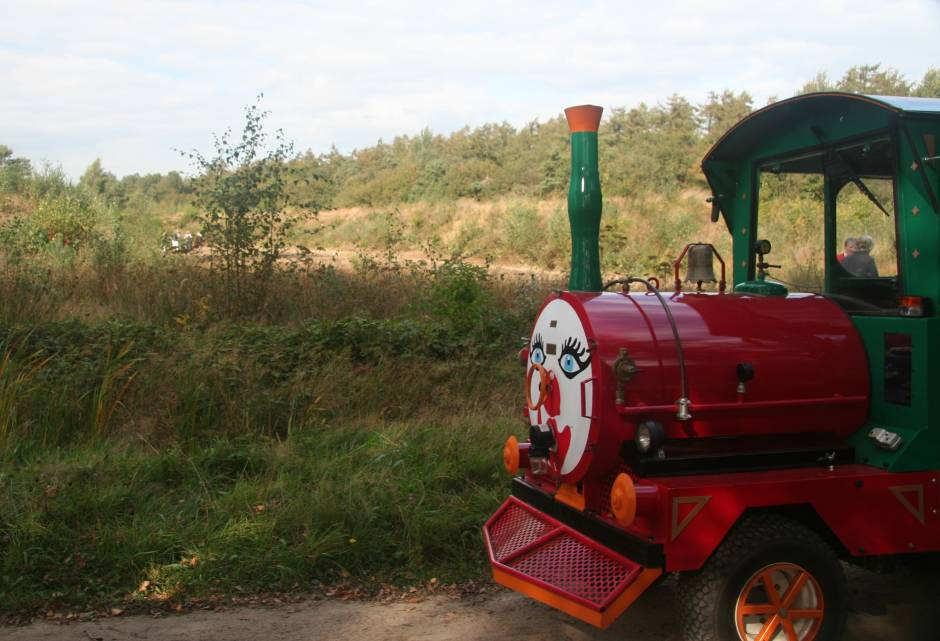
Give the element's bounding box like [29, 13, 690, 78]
[635, 420, 664, 454]
[635, 424, 652, 453]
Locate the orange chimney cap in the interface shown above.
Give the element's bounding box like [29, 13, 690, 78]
[564, 105, 603, 133]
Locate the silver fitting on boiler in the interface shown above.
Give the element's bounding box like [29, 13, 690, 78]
[676, 397, 692, 421]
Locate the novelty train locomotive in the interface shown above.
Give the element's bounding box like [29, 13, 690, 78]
[482, 96, 940, 641]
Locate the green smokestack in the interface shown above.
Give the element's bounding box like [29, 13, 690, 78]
[564, 105, 603, 292]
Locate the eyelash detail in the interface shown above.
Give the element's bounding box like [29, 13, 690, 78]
[558, 336, 591, 379]
[530, 333, 546, 365]
[561, 336, 587, 361]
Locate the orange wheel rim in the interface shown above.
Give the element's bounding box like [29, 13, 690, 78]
[734, 562, 824, 641]
[525, 364, 549, 411]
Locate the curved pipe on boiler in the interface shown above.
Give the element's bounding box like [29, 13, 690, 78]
[609, 277, 691, 421]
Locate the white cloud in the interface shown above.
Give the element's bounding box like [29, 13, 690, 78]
[1, 0, 938, 177]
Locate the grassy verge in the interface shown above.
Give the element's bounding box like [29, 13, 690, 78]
[0, 258, 539, 615]
[1, 417, 516, 613]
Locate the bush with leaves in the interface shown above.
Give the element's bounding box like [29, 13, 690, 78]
[33, 191, 100, 248]
[183, 97, 298, 310]
[0, 145, 32, 195]
[0, 188, 104, 263]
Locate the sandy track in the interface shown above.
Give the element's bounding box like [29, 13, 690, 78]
[2, 564, 937, 641]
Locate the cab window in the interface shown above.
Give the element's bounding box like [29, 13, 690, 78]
[833, 178, 897, 279]
[756, 157, 826, 291]
[827, 137, 900, 311]
[755, 136, 900, 313]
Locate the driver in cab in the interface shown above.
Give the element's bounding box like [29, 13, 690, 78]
[841, 235, 879, 277]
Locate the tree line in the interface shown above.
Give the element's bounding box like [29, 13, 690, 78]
[2, 64, 938, 215]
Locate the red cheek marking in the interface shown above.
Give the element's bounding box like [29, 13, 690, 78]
[547, 417, 571, 469]
[544, 371, 561, 417]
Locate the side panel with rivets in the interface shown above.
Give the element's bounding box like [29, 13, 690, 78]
[653, 465, 940, 571]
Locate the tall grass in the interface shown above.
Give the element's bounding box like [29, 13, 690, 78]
[0, 342, 49, 449]
[0, 416, 516, 612]
[0, 246, 541, 614]
[88, 343, 139, 436]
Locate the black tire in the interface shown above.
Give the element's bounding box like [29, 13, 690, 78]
[676, 512, 847, 641]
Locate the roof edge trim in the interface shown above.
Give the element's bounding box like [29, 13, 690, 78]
[702, 92, 907, 166]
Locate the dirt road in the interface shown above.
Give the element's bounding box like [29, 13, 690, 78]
[2, 565, 936, 641]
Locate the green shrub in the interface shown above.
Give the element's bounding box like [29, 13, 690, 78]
[449, 219, 485, 256]
[422, 259, 492, 335]
[0, 188, 105, 264]
[501, 201, 540, 262]
[0, 151, 31, 195]
[28, 162, 72, 200]
[0, 215, 48, 259]
[183, 97, 298, 312]
[34, 191, 100, 248]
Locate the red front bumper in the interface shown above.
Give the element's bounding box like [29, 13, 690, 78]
[482, 496, 661, 628]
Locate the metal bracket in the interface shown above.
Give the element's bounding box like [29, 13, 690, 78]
[612, 348, 639, 405]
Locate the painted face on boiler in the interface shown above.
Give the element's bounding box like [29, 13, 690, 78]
[526, 298, 595, 478]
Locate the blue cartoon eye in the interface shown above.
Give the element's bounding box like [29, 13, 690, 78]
[560, 353, 578, 373]
[557, 336, 591, 379]
[530, 334, 545, 365]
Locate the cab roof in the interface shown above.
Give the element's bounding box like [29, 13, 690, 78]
[703, 92, 940, 165]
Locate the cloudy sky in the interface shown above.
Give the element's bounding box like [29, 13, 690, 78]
[2, 0, 939, 178]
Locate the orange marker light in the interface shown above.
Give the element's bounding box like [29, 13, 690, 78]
[899, 295, 925, 317]
[610, 473, 637, 526]
[503, 436, 520, 474]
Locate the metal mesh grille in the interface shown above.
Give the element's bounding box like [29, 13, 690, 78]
[488, 503, 554, 562]
[507, 535, 631, 606]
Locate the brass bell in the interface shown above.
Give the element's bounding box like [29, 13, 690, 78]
[685, 243, 717, 289]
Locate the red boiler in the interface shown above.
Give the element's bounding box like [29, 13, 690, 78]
[522, 289, 869, 484]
